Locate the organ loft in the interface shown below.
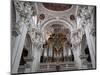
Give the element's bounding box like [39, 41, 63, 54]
[11, 0, 96, 74]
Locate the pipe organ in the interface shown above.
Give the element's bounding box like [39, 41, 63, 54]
[40, 33, 74, 63]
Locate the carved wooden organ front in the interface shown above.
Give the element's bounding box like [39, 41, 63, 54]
[40, 33, 74, 63]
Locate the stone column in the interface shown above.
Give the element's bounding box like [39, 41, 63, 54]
[44, 48, 47, 57]
[72, 44, 82, 69]
[85, 25, 96, 68]
[31, 42, 43, 72]
[11, 24, 28, 73]
[31, 30, 43, 72]
[11, 0, 35, 73]
[31, 43, 39, 72]
[77, 6, 96, 68]
[71, 30, 82, 69]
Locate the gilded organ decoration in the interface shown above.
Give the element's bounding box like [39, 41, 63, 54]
[41, 26, 73, 63]
[48, 33, 67, 52]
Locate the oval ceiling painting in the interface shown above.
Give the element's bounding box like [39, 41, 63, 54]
[43, 3, 72, 11]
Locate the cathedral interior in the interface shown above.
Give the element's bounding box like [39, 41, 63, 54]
[11, 0, 96, 74]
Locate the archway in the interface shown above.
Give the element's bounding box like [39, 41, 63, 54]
[41, 19, 73, 43]
[39, 19, 75, 72]
[18, 33, 32, 73]
[80, 34, 92, 69]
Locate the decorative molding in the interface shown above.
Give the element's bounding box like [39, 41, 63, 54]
[13, 0, 36, 36]
[77, 6, 95, 35]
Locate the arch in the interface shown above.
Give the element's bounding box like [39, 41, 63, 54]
[81, 34, 92, 68]
[81, 34, 87, 50]
[40, 18, 72, 42]
[24, 33, 32, 57]
[41, 18, 73, 31]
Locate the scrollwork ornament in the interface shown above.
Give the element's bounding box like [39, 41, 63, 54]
[14, 0, 34, 24]
[77, 6, 93, 28]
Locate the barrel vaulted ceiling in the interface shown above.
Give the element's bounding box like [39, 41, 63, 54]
[36, 2, 77, 29]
